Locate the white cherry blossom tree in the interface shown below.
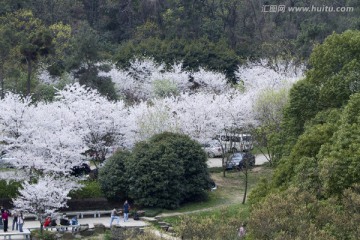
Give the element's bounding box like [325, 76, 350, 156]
[0, 59, 304, 219]
[0, 92, 84, 230]
[55, 83, 129, 169]
[12, 175, 81, 231]
[236, 60, 304, 164]
[100, 58, 230, 101]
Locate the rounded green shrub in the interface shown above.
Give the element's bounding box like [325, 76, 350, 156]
[126, 132, 211, 209]
[98, 150, 131, 201]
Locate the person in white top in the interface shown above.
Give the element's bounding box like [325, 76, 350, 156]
[17, 212, 24, 232]
[109, 208, 121, 227]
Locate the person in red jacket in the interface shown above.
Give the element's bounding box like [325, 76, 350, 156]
[1, 209, 9, 232]
[43, 216, 51, 228]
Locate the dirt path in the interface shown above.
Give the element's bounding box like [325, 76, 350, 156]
[156, 203, 235, 218]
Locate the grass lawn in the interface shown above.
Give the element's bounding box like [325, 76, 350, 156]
[250, 145, 268, 155]
[159, 165, 273, 217]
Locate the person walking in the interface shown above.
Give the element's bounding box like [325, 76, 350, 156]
[1, 209, 9, 232]
[12, 210, 18, 231]
[109, 208, 121, 227]
[123, 200, 130, 222]
[17, 212, 24, 232]
[238, 223, 246, 238]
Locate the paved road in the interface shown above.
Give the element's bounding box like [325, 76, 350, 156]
[207, 154, 269, 168]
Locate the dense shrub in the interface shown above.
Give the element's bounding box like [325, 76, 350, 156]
[126, 132, 211, 209]
[31, 229, 56, 240]
[69, 180, 103, 199]
[0, 180, 21, 198]
[248, 187, 360, 240]
[98, 150, 131, 201]
[64, 198, 118, 211]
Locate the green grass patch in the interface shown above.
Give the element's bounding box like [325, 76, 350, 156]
[208, 166, 223, 173]
[142, 208, 163, 217]
[163, 203, 250, 225]
[160, 166, 273, 215]
[251, 145, 268, 155]
[161, 190, 228, 214]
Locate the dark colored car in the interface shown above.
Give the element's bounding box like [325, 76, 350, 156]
[71, 163, 91, 177]
[226, 152, 255, 170]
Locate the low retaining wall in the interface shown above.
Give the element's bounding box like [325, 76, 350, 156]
[0, 198, 120, 211]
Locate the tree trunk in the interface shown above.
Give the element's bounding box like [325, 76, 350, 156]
[222, 156, 226, 177]
[26, 58, 32, 96]
[242, 169, 248, 204]
[0, 71, 4, 99]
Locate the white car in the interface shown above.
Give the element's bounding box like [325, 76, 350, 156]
[0, 157, 15, 168]
[202, 142, 222, 158]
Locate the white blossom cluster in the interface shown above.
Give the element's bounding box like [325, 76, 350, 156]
[99, 58, 230, 100]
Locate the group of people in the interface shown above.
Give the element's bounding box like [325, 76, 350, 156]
[43, 214, 78, 228]
[0, 206, 25, 232]
[109, 200, 130, 227]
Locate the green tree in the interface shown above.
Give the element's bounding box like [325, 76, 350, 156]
[126, 132, 210, 209]
[6, 10, 55, 95]
[282, 78, 320, 143]
[272, 109, 340, 191]
[319, 93, 360, 197]
[308, 30, 360, 110]
[0, 22, 13, 98]
[20, 29, 54, 96]
[46, 22, 72, 76]
[0, 10, 73, 97]
[98, 151, 131, 201]
[69, 21, 117, 100]
[253, 88, 290, 165]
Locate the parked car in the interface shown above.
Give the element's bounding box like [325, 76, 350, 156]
[0, 157, 15, 168]
[70, 163, 91, 177]
[226, 152, 255, 170]
[202, 141, 222, 158]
